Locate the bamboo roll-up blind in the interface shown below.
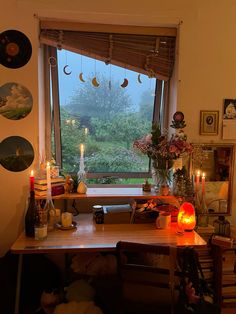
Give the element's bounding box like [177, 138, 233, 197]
[40, 21, 177, 80]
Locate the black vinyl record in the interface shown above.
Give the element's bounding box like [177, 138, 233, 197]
[0, 30, 32, 69]
[0, 136, 34, 172]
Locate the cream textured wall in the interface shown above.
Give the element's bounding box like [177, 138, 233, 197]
[1, 0, 236, 256]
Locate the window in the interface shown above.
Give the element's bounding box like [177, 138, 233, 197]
[41, 21, 176, 184]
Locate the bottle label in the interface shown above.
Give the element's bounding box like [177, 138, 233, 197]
[35, 225, 47, 240]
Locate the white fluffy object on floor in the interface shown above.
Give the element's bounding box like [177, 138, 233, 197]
[54, 301, 103, 314]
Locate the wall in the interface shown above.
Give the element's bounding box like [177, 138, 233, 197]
[1, 0, 236, 256]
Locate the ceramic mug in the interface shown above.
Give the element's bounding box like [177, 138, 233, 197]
[156, 212, 171, 229]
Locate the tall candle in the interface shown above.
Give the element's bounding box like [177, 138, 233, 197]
[30, 170, 34, 191]
[196, 170, 200, 192]
[202, 172, 206, 195]
[46, 162, 51, 195]
[80, 144, 84, 159]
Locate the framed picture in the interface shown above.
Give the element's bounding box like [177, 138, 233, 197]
[223, 99, 236, 119]
[200, 110, 219, 135]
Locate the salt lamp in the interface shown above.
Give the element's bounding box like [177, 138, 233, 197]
[177, 202, 196, 232]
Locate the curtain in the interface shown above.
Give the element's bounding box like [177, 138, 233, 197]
[39, 20, 177, 81]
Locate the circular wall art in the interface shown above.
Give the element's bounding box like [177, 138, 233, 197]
[0, 82, 33, 120]
[0, 29, 32, 69]
[0, 136, 34, 172]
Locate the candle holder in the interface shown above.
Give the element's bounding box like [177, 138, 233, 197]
[77, 157, 87, 194]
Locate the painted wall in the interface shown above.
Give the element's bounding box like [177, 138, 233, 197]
[1, 0, 236, 256]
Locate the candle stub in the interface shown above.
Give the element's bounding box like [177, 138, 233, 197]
[61, 212, 72, 227]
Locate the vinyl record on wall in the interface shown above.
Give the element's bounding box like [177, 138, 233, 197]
[0, 82, 33, 120]
[0, 136, 34, 172]
[0, 30, 32, 69]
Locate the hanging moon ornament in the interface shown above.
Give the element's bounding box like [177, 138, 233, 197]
[92, 76, 99, 87]
[63, 65, 72, 75]
[121, 78, 128, 88]
[137, 74, 142, 84]
[79, 72, 86, 82]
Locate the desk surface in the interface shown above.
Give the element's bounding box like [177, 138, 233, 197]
[11, 214, 206, 254]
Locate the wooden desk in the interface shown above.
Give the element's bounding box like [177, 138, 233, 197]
[11, 214, 206, 254]
[11, 214, 206, 314]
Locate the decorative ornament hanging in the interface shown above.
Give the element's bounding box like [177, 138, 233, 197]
[91, 59, 99, 87]
[79, 72, 85, 82]
[78, 54, 85, 82]
[48, 56, 57, 67]
[108, 63, 112, 90]
[63, 65, 72, 75]
[121, 66, 128, 88]
[120, 78, 128, 88]
[137, 74, 142, 84]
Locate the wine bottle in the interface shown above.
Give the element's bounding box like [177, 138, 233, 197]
[34, 203, 47, 240]
[25, 190, 37, 237]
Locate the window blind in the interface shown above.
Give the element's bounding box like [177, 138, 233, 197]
[40, 20, 177, 81]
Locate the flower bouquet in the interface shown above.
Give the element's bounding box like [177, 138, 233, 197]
[133, 112, 193, 194]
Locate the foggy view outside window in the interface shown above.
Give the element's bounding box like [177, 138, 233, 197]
[56, 49, 157, 183]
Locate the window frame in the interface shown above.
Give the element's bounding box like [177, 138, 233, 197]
[45, 45, 170, 180]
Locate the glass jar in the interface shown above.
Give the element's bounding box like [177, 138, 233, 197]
[92, 205, 104, 224]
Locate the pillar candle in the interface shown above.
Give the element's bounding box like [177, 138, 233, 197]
[46, 162, 51, 194]
[80, 144, 84, 159]
[202, 172, 206, 195]
[30, 170, 34, 191]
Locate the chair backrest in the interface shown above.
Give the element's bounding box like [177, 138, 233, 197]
[116, 241, 181, 313]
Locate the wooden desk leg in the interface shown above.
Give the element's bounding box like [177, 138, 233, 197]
[14, 254, 23, 314]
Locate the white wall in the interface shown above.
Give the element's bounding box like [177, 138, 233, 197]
[1, 0, 236, 256]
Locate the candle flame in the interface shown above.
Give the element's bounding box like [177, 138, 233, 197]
[30, 170, 34, 176]
[197, 170, 200, 176]
[202, 172, 206, 178]
[47, 161, 50, 168]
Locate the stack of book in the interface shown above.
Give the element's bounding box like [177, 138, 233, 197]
[34, 176, 65, 197]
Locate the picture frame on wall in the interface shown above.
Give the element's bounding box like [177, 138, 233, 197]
[200, 110, 219, 135]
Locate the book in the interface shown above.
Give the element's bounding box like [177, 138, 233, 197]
[34, 182, 65, 191]
[35, 185, 65, 196]
[34, 176, 65, 185]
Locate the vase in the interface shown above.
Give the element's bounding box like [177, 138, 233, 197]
[152, 164, 173, 195]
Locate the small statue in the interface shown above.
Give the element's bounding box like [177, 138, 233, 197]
[142, 179, 151, 192]
[64, 175, 74, 194]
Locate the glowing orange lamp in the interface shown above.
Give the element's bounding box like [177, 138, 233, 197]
[177, 202, 196, 232]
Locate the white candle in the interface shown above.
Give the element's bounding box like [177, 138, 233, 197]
[84, 128, 88, 135]
[202, 172, 206, 195]
[196, 170, 200, 192]
[61, 212, 72, 227]
[46, 162, 51, 195]
[80, 144, 84, 159]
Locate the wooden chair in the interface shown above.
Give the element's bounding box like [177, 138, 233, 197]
[116, 241, 181, 314]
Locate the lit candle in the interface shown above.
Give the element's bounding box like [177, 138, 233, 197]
[80, 144, 84, 159]
[46, 162, 51, 194]
[30, 170, 34, 191]
[202, 172, 206, 195]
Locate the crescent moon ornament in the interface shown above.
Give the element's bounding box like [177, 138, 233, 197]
[120, 78, 128, 88]
[79, 72, 86, 82]
[92, 76, 99, 87]
[63, 65, 72, 75]
[137, 74, 142, 84]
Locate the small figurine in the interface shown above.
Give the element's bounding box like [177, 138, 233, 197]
[142, 179, 151, 192]
[64, 175, 74, 194]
